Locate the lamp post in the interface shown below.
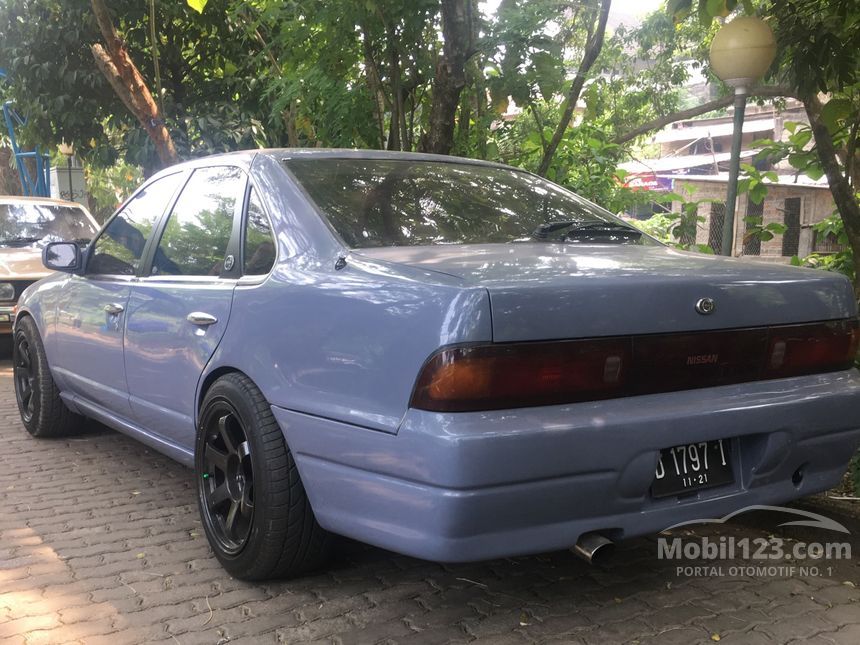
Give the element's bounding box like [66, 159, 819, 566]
[709, 16, 776, 256]
[57, 141, 75, 201]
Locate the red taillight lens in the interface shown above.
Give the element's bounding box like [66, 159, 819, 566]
[765, 319, 859, 377]
[411, 338, 631, 412]
[410, 319, 859, 412]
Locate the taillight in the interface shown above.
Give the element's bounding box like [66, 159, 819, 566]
[765, 319, 859, 378]
[411, 338, 630, 412]
[410, 319, 859, 412]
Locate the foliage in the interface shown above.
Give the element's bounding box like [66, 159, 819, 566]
[85, 161, 143, 223]
[633, 184, 715, 254]
[632, 211, 675, 244]
[799, 213, 855, 281]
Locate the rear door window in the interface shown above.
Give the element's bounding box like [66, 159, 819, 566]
[151, 166, 245, 277]
[243, 187, 276, 276]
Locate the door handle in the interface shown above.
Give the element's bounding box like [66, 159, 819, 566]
[187, 312, 218, 326]
[104, 303, 124, 315]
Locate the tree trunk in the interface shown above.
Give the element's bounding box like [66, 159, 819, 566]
[420, 0, 476, 155]
[386, 30, 403, 151]
[805, 94, 860, 299]
[536, 0, 611, 177]
[361, 25, 387, 149]
[89, 0, 177, 168]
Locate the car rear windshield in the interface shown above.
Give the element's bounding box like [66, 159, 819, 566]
[284, 158, 644, 248]
[0, 203, 98, 247]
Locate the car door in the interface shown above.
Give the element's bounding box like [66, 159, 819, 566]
[52, 171, 185, 416]
[124, 165, 246, 448]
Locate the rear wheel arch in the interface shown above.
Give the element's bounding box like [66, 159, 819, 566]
[197, 366, 244, 423]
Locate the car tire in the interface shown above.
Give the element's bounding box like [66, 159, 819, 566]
[13, 316, 81, 438]
[195, 373, 331, 580]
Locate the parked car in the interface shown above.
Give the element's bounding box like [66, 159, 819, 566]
[13, 150, 860, 580]
[0, 196, 99, 334]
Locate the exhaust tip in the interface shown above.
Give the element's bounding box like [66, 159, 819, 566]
[572, 532, 615, 565]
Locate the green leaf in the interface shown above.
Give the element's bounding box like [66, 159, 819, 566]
[706, 0, 730, 18]
[766, 222, 787, 234]
[820, 98, 852, 134]
[187, 0, 208, 13]
[805, 166, 826, 181]
[667, 0, 694, 22]
[790, 255, 802, 266]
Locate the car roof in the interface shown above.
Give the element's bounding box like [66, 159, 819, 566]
[148, 148, 514, 177]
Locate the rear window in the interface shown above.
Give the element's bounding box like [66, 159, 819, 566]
[284, 158, 635, 248]
[0, 203, 98, 247]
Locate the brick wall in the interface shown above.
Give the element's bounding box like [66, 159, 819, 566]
[672, 179, 835, 261]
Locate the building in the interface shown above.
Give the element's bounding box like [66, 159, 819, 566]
[620, 100, 839, 262]
[662, 174, 837, 261]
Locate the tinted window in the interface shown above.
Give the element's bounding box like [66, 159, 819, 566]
[0, 203, 98, 247]
[152, 166, 244, 277]
[285, 158, 634, 247]
[243, 188, 276, 275]
[89, 173, 183, 275]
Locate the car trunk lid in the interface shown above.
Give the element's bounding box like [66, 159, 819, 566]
[355, 243, 857, 342]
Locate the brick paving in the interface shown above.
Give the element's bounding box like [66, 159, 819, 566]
[1, 346, 860, 644]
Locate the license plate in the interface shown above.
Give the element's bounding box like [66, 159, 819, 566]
[0, 314, 9, 323]
[651, 439, 733, 498]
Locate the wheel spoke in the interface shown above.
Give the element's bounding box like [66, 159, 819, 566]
[224, 500, 240, 538]
[204, 443, 229, 473]
[218, 414, 237, 455]
[237, 440, 251, 461]
[240, 485, 254, 517]
[18, 345, 30, 371]
[207, 483, 230, 509]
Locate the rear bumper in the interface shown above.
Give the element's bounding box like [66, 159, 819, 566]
[273, 370, 860, 562]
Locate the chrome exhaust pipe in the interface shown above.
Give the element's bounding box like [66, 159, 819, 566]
[572, 532, 615, 565]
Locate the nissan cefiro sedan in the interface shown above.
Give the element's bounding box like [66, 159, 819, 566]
[13, 150, 860, 580]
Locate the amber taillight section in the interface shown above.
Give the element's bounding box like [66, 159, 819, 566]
[410, 319, 859, 412]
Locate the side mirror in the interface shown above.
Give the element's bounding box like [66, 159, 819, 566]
[43, 242, 82, 273]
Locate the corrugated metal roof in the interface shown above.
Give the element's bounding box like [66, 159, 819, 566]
[619, 149, 759, 173]
[654, 118, 775, 143]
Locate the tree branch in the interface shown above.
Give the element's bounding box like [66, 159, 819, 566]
[805, 93, 860, 299]
[614, 86, 797, 145]
[536, 0, 611, 177]
[90, 0, 177, 168]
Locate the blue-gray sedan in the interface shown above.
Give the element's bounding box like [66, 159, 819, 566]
[13, 149, 860, 579]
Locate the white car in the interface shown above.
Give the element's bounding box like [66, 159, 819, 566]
[0, 196, 99, 333]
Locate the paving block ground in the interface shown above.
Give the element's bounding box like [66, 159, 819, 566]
[1, 346, 859, 644]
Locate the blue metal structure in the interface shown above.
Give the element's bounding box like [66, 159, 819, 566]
[0, 68, 51, 197]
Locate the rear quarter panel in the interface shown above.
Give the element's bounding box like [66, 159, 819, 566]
[208, 258, 491, 433]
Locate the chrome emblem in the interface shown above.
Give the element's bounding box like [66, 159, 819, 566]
[224, 254, 235, 271]
[695, 297, 715, 315]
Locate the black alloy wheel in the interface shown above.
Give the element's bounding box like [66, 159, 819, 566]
[195, 373, 331, 580]
[199, 399, 255, 554]
[13, 332, 36, 423]
[12, 316, 80, 438]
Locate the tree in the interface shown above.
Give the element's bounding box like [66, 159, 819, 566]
[89, 0, 177, 166]
[659, 0, 860, 294]
[421, 0, 478, 154]
[536, 0, 610, 176]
